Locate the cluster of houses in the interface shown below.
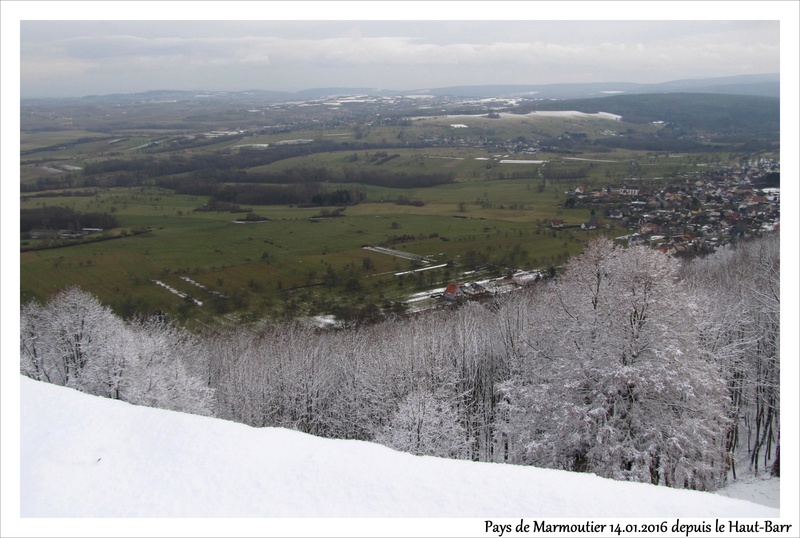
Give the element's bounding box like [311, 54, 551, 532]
[557, 160, 780, 256]
[436, 160, 779, 308]
[28, 227, 103, 240]
[441, 270, 545, 303]
[414, 130, 542, 154]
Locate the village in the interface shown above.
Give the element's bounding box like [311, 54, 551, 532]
[556, 156, 780, 257]
[423, 156, 780, 316]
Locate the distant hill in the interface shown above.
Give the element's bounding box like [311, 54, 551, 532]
[645, 74, 780, 98]
[510, 92, 780, 139]
[21, 74, 779, 106]
[399, 74, 780, 99]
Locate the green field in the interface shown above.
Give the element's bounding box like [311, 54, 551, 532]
[21, 178, 611, 327]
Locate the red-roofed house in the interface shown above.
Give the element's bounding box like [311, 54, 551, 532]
[443, 283, 464, 301]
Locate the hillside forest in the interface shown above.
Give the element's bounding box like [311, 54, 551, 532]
[20, 233, 780, 491]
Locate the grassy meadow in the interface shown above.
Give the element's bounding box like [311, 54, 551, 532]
[21, 177, 609, 326]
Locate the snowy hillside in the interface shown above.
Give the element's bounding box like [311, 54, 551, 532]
[9, 376, 792, 537]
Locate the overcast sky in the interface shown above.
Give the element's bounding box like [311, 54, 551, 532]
[12, 2, 787, 99]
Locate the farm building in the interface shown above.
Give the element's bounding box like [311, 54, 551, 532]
[443, 283, 464, 301]
[581, 215, 599, 230]
[461, 282, 489, 298]
[510, 271, 542, 287]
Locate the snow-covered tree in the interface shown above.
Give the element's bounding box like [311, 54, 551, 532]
[21, 287, 214, 416]
[121, 317, 215, 416]
[682, 234, 780, 478]
[439, 302, 508, 461]
[319, 326, 398, 440]
[375, 388, 472, 458]
[20, 287, 126, 394]
[498, 238, 730, 490]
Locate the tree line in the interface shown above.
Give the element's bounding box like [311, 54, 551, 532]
[20, 233, 779, 491]
[47, 144, 456, 206]
[207, 183, 366, 207]
[79, 140, 453, 184]
[80, 141, 345, 177]
[156, 164, 453, 194]
[21, 206, 120, 233]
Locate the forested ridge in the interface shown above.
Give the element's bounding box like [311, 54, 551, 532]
[514, 93, 780, 135]
[20, 234, 779, 491]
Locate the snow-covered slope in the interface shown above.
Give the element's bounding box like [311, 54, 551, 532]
[12, 376, 789, 535]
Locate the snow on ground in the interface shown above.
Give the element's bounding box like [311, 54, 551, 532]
[426, 111, 622, 122]
[8, 376, 795, 537]
[563, 157, 619, 163]
[716, 474, 781, 509]
[507, 110, 622, 121]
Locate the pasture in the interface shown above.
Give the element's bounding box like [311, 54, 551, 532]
[20, 177, 610, 326]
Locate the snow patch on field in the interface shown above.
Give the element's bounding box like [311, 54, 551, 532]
[152, 279, 202, 306]
[514, 110, 622, 120]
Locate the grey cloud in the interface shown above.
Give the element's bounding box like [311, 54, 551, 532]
[18, 20, 781, 98]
